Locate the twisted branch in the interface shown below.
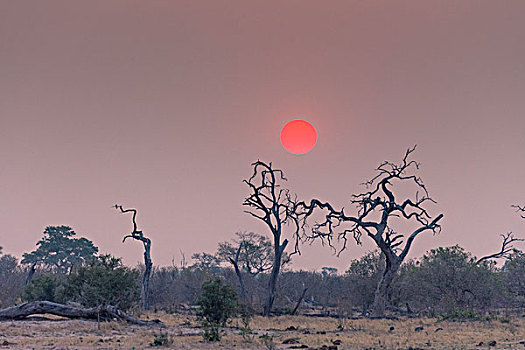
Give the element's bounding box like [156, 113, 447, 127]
[476, 232, 524, 265]
[296, 146, 443, 261]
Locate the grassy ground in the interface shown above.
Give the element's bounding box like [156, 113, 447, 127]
[0, 312, 524, 349]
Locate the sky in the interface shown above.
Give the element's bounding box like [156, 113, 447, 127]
[1, 1, 524, 272]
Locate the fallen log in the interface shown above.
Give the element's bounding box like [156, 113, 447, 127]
[0, 301, 162, 326]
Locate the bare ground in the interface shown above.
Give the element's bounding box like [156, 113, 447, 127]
[0, 312, 524, 349]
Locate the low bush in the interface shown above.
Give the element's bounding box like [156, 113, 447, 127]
[197, 278, 238, 341]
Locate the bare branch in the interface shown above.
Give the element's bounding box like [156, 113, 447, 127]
[512, 204, 525, 219]
[476, 232, 525, 265]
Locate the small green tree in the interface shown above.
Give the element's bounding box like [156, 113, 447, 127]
[22, 226, 98, 274]
[197, 278, 238, 341]
[62, 254, 140, 311]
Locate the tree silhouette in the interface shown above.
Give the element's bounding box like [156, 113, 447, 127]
[22, 226, 98, 278]
[298, 146, 443, 317]
[243, 161, 304, 316]
[114, 205, 152, 310]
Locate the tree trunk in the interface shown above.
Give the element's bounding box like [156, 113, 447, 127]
[371, 261, 399, 317]
[264, 239, 287, 316]
[24, 263, 36, 286]
[142, 246, 152, 310]
[0, 301, 161, 325]
[230, 258, 247, 302]
[291, 287, 308, 315]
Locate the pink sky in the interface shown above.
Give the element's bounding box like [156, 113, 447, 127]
[1, 1, 524, 271]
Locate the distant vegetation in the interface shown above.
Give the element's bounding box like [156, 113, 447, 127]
[0, 149, 523, 331]
[1, 228, 524, 319]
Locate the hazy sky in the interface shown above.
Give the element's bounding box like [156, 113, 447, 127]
[1, 1, 524, 271]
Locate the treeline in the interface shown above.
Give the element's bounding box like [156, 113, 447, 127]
[146, 245, 525, 317]
[1, 149, 523, 319]
[1, 228, 524, 318]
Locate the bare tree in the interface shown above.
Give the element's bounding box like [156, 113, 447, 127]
[114, 205, 152, 310]
[298, 146, 443, 317]
[243, 161, 304, 316]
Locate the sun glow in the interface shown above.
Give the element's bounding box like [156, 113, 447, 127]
[280, 119, 317, 155]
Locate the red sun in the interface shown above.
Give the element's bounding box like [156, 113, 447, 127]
[280, 119, 317, 155]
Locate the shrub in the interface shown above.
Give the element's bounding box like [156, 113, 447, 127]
[62, 254, 140, 311]
[197, 278, 238, 341]
[0, 254, 25, 307]
[501, 249, 525, 307]
[401, 246, 501, 313]
[150, 332, 172, 346]
[23, 274, 64, 303]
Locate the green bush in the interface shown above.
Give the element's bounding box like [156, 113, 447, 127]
[150, 332, 172, 346]
[62, 254, 140, 311]
[197, 278, 238, 341]
[23, 275, 65, 303]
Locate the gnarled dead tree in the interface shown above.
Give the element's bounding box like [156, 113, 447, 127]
[114, 205, 152, 310]
[297, 146, 443, 317]
[243, 161, 304, 316]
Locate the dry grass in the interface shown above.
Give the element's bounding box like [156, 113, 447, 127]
[0, 312, 524, 349]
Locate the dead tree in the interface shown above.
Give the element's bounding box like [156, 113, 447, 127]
[297, 146, 443, 317]
[243, 161, 304, 316]
[0, 301, 161, 325]
[24, 263, 36, 286]
[290, 285, 308, 315]
[114, 205, 152, 310]
[476, 232, 524, 265]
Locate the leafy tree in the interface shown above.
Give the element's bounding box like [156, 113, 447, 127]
[62, 254, 140, 311]
[22, 226, 98, 274]
[321, 267, 338, 277]
[216, 231, 290, 303]
[217, 232, 290, 276]
[197, 278, 238, 341]
[191, 252, 221, 271]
